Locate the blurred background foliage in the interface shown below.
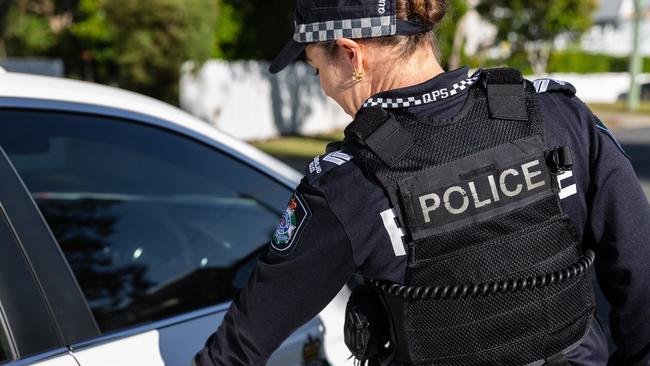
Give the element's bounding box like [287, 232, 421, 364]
[0, 0, 629, 104]
[475, 0, 598, 74]
[436, 0, 468, 66]
[0, 0, 477, 100]
[469, 49, 650, 75]
[0, 0, 217, 104]
[212, 0, 294, 60]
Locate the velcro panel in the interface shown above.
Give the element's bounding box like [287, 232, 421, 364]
[365, 116, 416, 167]
[482, 68, 528, 121]
[483, 68, 524, 85]
[344, 106, 390, 141]
[487, 84, 528, 121]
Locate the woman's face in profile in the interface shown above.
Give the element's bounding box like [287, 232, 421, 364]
[305, 44, 358, 115]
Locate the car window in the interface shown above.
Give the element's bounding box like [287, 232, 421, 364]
[0, 109, 292, 334]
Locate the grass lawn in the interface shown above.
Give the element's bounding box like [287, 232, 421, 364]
[589, 102, 650, 115]
[252, 132, 344, 160]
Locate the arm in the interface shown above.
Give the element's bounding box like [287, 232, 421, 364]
[585, 111, 650, 365]
[541, 87, 650, 364]
[194, 181, 356, 366]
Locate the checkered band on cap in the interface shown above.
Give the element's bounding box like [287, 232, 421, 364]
[362, 72, 481, 109]
[293, 15, 396, 43]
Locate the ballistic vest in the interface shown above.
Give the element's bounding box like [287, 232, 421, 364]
[343, 69, 596, 366]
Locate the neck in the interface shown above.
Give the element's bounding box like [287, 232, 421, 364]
[352, 47, 444, 113]
[374, 52, 444, 94]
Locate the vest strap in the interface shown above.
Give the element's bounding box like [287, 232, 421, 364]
[482, 68, 529, 121]
[346, 107, 416, 167]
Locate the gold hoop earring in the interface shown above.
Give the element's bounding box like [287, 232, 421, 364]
[352, 68, 365, 83]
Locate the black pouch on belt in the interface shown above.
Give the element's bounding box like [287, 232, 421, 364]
[344, 284, 392, 365]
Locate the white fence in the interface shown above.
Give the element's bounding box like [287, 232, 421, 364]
[530, 72, 650, 104]
[180, 60, 349, 141]
[180, 60, 648, 141]
[0, 58, 64, 77]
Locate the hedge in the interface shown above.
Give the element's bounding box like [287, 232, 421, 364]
[466, 50, 650, 74]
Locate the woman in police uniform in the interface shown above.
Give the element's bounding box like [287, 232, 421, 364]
[195, 1, 650, 365]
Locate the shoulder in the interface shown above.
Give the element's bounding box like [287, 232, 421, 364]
[301, 146, 388, 222]
[531, 77, 593, 130]
[304, 148, 355, 186]
[531, 78, 630, 160]
[531, 78, 577, 96]
[527, 77, 590, 126]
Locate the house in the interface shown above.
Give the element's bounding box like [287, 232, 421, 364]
[581, 0, 650, 56]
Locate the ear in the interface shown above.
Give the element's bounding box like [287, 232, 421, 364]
[335, 38, 365, 72]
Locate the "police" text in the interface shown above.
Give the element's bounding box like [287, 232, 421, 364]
[419, 159, 546, 223]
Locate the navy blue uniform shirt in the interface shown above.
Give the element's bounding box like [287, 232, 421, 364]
[195, 68, 650, 366]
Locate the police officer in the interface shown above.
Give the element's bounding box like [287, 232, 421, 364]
[195, 0, 650, 365]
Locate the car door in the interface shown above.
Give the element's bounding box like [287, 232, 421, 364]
[0, 106, 326, 366]
[0, 146, 97, 366]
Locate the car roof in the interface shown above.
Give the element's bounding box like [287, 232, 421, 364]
[0, 72, 302, 185]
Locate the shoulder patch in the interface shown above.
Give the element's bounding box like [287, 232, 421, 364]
[271, 193, 311, 254]
[594, 117, 631, 160]
[305, 150, 354, 184]
[533, 78, 576, 96]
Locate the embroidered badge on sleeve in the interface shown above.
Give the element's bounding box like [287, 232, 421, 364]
[271, 193, 310, 254]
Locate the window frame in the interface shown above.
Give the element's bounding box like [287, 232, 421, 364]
[0, 99, 297, 351]
[0, 146, 99, 363]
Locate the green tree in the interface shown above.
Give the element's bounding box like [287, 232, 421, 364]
[476, 0, 597, 74]
[437, 0, 469, 69]
[97, 0, 217, 103]
[52, 0, 114, 81]
[2, 0, 216, 104]
[1, 0, 72, 57]
[0, 0, 13, 56]
[213, 0, 294, 61]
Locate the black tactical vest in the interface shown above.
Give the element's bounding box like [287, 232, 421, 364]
[342, 69, 596, 366]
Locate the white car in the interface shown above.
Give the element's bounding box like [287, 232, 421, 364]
[0, 70, 340, 366]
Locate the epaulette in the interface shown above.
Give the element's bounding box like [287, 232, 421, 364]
[305, 149, 354, 185]
[533, 78, 577, 96]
